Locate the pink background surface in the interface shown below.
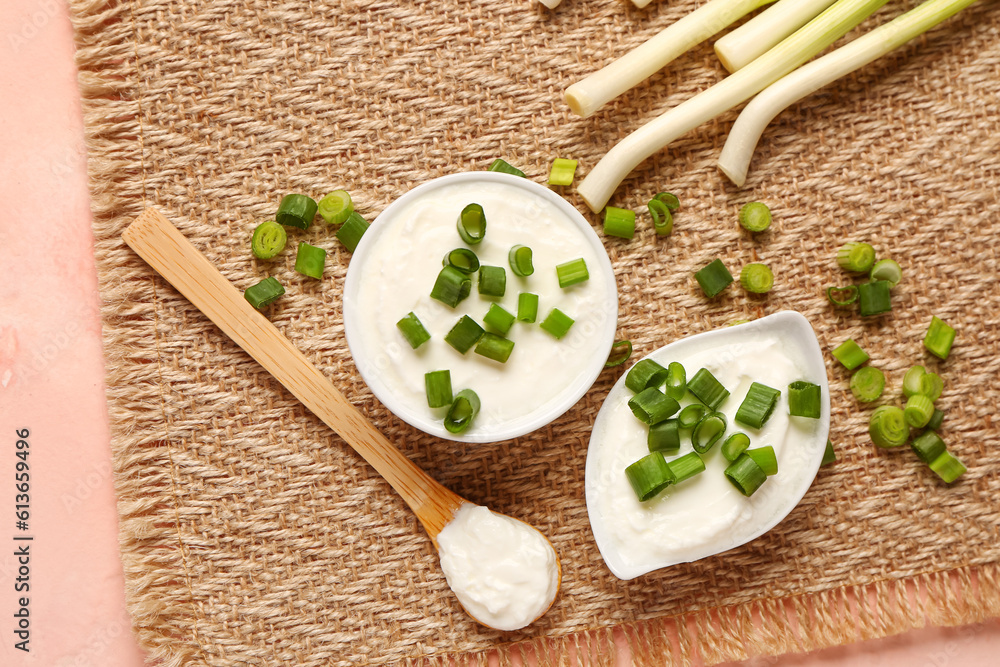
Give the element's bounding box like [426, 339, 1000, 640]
[0, 1, 996, 665]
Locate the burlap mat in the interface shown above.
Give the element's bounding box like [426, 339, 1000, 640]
[70, 0, 1000, 665]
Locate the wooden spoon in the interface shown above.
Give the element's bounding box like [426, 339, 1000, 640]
[122, 208, 560, 627]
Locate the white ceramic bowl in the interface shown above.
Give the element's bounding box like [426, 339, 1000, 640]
[585, 311, 830, 580]
[343, 172, 618, 443]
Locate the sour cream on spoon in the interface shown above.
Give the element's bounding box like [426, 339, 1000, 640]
[437, 504, 560, 631]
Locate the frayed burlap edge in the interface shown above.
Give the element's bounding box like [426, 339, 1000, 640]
[72, 1, 204, 665]
[410, 564, 1000, 667]
[69, 1, 1000, 665]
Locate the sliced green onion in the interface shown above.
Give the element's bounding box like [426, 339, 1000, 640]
[870, 258, 902, 287]
[648, 199, 674, 236]
[317, 190, 353, 225]
[924, 316, 955, 360]
[488, 158, 526, 178]
[539, 308, 575, 339]
[822, 440, 837, 466]
[688, 368, 730, 410]
[902, 365, 926, 398]
[648, 419, 681, 453]
[745, 446, 778, 476]
[836, 241, 876, 273]
[603, 207, 636, 239]
[910, 431, 945, 464]
[667, 451, 706, 484]
[678, 403, 709, 429]
[548, 158, 578, 186]
[728, 319, 751, 327]
[869, 405, 908, 448]
[850, 366, 885, 403]
[336, 211, 370, 252]
[721, 432, 751, 462]
[475, 332, 515, 364]
[425, 370, 453, 409]
[445, 389, 481, 434]
[625, 453, 675, 502]
[444, 315, 485, 354]
[556, 258, 590, 288]
[695, 259, 734, 298]
[605, 340, 633, 368]
[626, 359, 669, 394]
[477, 265, 506, 298]
[665, 362, 687, 401]
[430, 266, 472, 308]
[691, 411, 727, 454]
[396, 312, 431, 349]
[244, 277, 285, 309]
[294, 242, 326, 279]
[738, 201, 771, 232]
[928, 449, 965, 484]
[926, 409, 945, 432]
[725, 453, 767, 496]
[443, 248, 480, 274]
[920, 372, 944, 402]
[788, 381, 821, 418]
[457, 203, 487, 245]
[517, 292, 539, 323]
[628, 388, 681, 425]
[904, 394, 935, 428]
[858, 280, 892, 317]
[832, 339, 869, 370]
[826, 285, 859, 307]
[508, 245, 534, 277]
[654, 192, 680, 211]
[740, 263, 774, 294]
[735, 381, 780, 429]
[276, 193, 318, 230]
[250, 221, 287, 260]
[482, 303, 516, 335]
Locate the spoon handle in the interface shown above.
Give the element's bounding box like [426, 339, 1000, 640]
[122, 207, 463, 541]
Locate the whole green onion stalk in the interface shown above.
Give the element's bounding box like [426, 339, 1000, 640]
[718, 0, 980, 187]
[715, 0, 838, 72]
[564, 0, 776, 118]
[576, 0, 889, 213]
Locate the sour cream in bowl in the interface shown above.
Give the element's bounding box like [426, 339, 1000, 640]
[343, 172, 618, 443]
[585, 311, 830, 580]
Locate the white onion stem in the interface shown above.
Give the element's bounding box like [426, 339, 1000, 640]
[718, 0, 980, 187]
[576, 0, 889, 212]
[564, 0, 775, 119]
[715, 0, 839, 72]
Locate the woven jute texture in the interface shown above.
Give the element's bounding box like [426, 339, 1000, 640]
[71, 0, 1000, 664]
